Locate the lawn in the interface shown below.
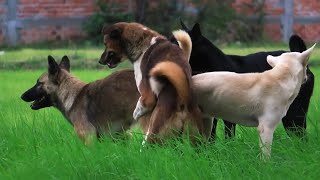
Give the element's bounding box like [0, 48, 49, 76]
[0, 44, 320, 179]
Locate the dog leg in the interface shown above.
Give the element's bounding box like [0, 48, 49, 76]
[133, 84, 156, 120]
[209, 118, 218, 142]
[224, 120, 236, 139]
[202, 115, 214, 140]
[74, 120, 96, 145]
[133, 96, 156, 120]
[257, 122, 276, 159]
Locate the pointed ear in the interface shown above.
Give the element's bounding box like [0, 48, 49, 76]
[48, 55, 59, 75]
[300, 43, 316, 66]
[267, 55, 277, 67]
[180, 18, 189, 31]
[192, 23, 202, 36]
[60, 55, 70, 72]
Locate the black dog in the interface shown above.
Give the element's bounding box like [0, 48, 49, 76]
[174, 22, 314, 140]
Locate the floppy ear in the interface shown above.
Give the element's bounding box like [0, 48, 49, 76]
[60, 55, 70, 72]
[48, 55, 60, 75]
[266, 55, 277, 67]
[192, 23, 202, 36]
[300, 43, 316, 66]
[180, 19, 189, 31]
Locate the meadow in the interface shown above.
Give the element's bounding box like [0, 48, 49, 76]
[0, 43, 320, 179]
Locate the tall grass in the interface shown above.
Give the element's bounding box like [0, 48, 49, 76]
[0, 68, 320, 179]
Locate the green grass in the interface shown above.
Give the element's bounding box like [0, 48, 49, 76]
[1, 42, 320, 70]
[1, 45, 320, 179]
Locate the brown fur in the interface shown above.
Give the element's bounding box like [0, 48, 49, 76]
[100, 22, 208, 143]
[22, 56, 150, 144]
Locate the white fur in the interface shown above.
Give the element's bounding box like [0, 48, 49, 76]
[133, 37, 160, 120]
[150, 37, 157, 46]
[133, 54, 143, 92]
[193, 45, 315, 158]
[149, 77, 163, 96]
[133, 97, 150, 120]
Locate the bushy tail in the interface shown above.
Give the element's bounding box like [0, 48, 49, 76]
[172, 30, 192, 61]
[289, 35, 307, 53]
[150, 61, 189, 104]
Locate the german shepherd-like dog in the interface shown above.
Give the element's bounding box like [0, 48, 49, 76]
[99, 22, 210, 143]
[173, 21, 315, 140]
[21, 55, 149, 144]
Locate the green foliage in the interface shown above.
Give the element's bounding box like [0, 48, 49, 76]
[143, 1, 182, 37]
[83, 0, 133, 44]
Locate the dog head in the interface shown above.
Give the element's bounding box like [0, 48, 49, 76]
[267, 43, 316, 82]
[175, 21, 226, 74]
[99, 22, 128, 68]
[21, 55, 70, 110]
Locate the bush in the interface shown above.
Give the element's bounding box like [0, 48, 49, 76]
[83, 0, 133, 44]
[189, 0, 266, 43]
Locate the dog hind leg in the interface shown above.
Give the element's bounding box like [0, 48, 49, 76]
[257, 121, 277, 159]
[223, 120, 236, 139]
[209, 118, 219, 142]
[73, 120, 96, 145]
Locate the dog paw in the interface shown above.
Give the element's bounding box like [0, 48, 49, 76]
[133, 101, 150, 120]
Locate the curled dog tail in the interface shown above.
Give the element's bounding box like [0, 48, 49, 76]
[172, 30, 192, 61]
[150, 61, 189, 105]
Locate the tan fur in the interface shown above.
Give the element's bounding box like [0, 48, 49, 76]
[172, 30, 192, 60]
[150, 61, 189, 104]
[192, 44, 316, 158]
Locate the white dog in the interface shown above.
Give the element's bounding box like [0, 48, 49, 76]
[192, 44, 316, 158]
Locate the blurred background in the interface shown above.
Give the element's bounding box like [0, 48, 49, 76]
[0, 0, 320, 47]
[0, 0, 320, 70]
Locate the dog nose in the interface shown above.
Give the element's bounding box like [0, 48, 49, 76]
[21, 93, 30, 102]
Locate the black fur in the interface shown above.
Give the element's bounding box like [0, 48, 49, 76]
[174, 22, 314, 140]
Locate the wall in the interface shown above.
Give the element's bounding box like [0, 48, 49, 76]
[0, 0, 320, 46]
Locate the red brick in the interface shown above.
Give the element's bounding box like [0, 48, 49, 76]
[0, 29, 4, 46]
[263, 23, 282, 41]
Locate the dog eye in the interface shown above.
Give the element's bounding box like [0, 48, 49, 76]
[109, 51, 115, 56]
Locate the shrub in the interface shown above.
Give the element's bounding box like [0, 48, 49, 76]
[83, 0, 133, 44]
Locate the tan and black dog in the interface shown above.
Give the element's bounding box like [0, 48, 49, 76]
[21, 55, 149, 144]
[99, 22, 210, 143]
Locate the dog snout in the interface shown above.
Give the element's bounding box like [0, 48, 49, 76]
[21, 83, 40, 102]
[99, 51, 108, 65]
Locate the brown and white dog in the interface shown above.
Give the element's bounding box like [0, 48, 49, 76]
[191, 44, 316, 157]
[21, 55, 149, 144]
[99, 22, 210, 143]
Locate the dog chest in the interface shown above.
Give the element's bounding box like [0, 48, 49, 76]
[133, 55, 143, 92]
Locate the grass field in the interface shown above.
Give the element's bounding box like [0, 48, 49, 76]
[1, 45, 320, 179]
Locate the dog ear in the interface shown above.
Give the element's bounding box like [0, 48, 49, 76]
[48, 55, 60, 75]
[300, 43, 316, 66]
[60, 55, 70, 72]
[289, 34, 307, 53]
[192, 23, 202, 36]
[180, 19, 189, 31]
[109, 28, 122, 39]
[266, 55, 277, 67]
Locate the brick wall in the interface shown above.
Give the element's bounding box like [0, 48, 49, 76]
[17, 0, 96, 18]
[234, 0, 320, 42]
[0, 0, 7, 46]
[0, 0, 320, 45]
